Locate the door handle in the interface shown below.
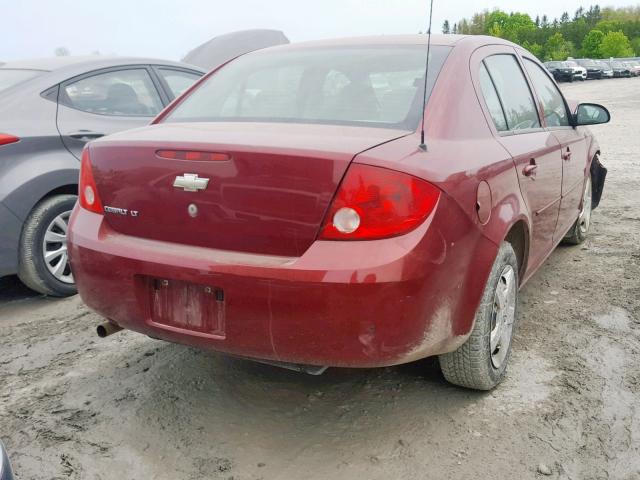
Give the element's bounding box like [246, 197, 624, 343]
[562, 148, 572, 161]
[523, 160, 538, 177]
[69, 131, 105, 140]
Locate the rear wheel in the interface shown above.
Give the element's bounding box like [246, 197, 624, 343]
[439, 242, 519, 390]
[18, 194, 78, 297]
[563, 176, 592, 245]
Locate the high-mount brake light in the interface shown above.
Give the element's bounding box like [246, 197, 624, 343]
[79, 148, 104, 214]
[319, 164, 440, 240]
[0, 134, 19, 146]
[156, 150, 231, 161]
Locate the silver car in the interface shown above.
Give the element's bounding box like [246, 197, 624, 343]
[0, 441, 13, 480]
[0, 57, 204, 296]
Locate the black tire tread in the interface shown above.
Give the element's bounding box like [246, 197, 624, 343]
[439, 242, 518, 390]
[562, 175, 592, 245]
[18, 194, 77, 297]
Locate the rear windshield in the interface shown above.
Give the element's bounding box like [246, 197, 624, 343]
[164, 45, 452, 130]
[0, 69, 44, 92]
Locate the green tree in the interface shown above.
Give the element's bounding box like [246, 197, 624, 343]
[442, 20, 450, 34]
[594, 19, 623, 34]
[482, 10, 536, 43]
[544, 33, 574, 60]
[581, 29, 605, 57]
[505, 13, 536, 43]
[522, 41, 544, 59]
[485, 10, 510, 32]
[541, 15, 549, 28]
[599, 31, 634, 57]
[453, 5, 640, 60]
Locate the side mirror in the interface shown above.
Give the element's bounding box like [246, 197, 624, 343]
[574, 103, 610, 126]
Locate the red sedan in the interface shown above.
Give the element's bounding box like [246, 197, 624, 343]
[68, 35, 610, 390]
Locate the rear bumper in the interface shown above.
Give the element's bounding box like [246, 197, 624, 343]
[68, 197, 497, 368]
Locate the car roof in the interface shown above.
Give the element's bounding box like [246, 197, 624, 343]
[0, 56, 206, 99]
[259, 34, 480, 54]
[183, 29, 290, 70]
[0, 55, 203, 73]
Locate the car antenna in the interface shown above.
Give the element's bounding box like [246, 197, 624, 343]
[419, 0, 435, 151]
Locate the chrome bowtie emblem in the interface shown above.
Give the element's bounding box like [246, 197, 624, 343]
[173, 173, 209, 192]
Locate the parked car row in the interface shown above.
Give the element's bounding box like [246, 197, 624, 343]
[545, 58, 640, 81]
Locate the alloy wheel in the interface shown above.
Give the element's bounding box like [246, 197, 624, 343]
[42, 211, 74, 284]
[490, 265, 516, 369]
[578, 177, 592, 235]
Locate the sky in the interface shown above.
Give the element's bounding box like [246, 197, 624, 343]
[1, 0, 635, 62]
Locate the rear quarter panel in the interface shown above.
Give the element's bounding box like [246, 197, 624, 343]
[352, 39, 531, 341]
[356, 39, 531, 273]
[0, 137, 79, 220]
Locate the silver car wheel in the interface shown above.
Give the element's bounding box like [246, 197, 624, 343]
[578, 176, 592, 235]
[42, 211, 74, 284]
[490, 265, 516, 369]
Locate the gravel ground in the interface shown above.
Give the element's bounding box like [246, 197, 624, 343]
[1, 78, 639, 480]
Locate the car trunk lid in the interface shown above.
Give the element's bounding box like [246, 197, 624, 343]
[89, 122, 410, 257]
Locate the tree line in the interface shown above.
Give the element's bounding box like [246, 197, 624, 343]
[443, 5, 640, 61]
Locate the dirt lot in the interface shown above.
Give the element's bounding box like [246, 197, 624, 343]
[1, 78, 639, 480]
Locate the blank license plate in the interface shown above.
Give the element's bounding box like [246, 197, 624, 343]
[148, 278, 225, 337]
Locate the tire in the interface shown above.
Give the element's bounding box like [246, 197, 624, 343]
[439, 242, 519, 390]
[18, 194, 78, 297]
[563, 175, 592, 245]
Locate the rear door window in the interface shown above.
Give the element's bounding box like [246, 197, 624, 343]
[61, 68, 163, 116]
[478, 63, 508, 132]
[483, 55, 540, 131]
[523, 58, 570, 127]
[157, 68, 202, 98]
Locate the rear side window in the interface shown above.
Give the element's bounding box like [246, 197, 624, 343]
[479, 63, 508, 132]
[158, 68, 202, 98]
[523, 59, 570, 127]
[0, 69, 44, 92]
[483, 55, 540, 131]
[164, 45, 452, 130]
[61, 68, 163, 117]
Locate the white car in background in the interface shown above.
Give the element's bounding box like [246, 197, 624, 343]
[565, 60, 587, 80]
[596, 60, 614, 78]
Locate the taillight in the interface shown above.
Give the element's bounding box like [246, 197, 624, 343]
[79, 148, 104, 214]
[319, 164, 440, 240]
[0, 133, 19, 146]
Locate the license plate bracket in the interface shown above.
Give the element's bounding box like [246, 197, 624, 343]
[147, 278, 225, 337]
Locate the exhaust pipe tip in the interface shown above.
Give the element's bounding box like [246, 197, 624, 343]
[97, 321, 123, 338]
